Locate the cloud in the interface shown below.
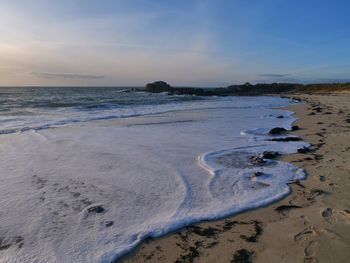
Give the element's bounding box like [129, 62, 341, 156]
[31, 72, 105, 80]
[258, 73, 291, 78]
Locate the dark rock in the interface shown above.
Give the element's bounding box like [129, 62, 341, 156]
[232, 249, 254, 263]
[261, 151, 280, 159]
[277, 115, 284, 118]
[87, 205, 105, 214]
[297, 147, 311, 154]
[269, 127, 287, 135]
[253, 171, 264, 177]
[145, 81, 173, 93]
[319, 176, 326, 182]
[291, 125, 300, 131]
[321, 208, 333, 218]
[105, 221, 114, 227]
[250, 156, 266, 165]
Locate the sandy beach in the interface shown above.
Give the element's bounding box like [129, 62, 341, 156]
[123, 92, 350, 263]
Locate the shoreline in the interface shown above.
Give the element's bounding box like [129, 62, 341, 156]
[122, 93, 350, 263]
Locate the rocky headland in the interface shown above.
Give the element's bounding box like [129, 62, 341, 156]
[145, 81, 350, 96]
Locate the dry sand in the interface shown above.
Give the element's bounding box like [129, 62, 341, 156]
[122, 93, 350, 263]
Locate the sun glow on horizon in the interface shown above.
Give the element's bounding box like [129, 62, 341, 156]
[0, 0, 350, 86]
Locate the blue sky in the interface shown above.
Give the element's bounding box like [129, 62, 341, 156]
[0, 0, 349, 86]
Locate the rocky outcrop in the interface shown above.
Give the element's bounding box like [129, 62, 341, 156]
[269, 127, 287, 135]
[145, 81, 207, 95]
[144, 81, 350, 96]
[145, 81, 174, 93]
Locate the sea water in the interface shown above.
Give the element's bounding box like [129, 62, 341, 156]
[0, 87, 308, 262]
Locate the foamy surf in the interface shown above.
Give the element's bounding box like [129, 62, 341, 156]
[0, 94, 308, 262]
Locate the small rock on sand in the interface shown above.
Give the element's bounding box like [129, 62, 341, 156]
[321, 208, 333, 218]
[269, 127, 287, 135]
[87, 205, 105, 214]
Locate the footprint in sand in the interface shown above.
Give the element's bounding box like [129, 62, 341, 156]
[304, 241, 318, 263]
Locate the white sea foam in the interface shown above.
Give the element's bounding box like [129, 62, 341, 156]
[0, 96, 308, 262]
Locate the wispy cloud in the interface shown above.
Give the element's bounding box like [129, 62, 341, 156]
[1, 1, 349, 86]
[258, 73, 290, 78]
[31, 72, 105, 80]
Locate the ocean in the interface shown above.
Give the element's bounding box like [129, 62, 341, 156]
[0, 87, 308, 262]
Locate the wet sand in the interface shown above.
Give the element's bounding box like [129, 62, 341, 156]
[122, 93, 350, 263]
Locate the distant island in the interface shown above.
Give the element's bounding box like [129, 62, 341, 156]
[145, 81, 350, 96]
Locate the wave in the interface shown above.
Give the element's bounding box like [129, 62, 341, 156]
[0, 95, 308, 262]
[0, 96, 298, 135]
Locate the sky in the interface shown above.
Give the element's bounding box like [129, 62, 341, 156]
[0, 0, 349, 87]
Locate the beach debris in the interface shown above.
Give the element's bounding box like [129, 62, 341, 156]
[313, 107, 323, 112]
[319, 176, 326, 182]
[269, 127, 287, 135]
[307, 188, 327, 202]
[293, 180, 306, 188]
[86, 205, 105, 214]
[186, 225, 220, 238]
[175, 245, 200, 263]
[239, 220, 263, 243]
[312, 154, 323, 161]
[232, 249, 254, 263]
